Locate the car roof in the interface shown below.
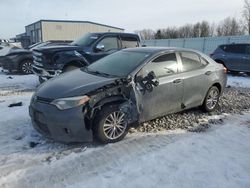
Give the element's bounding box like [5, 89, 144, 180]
[220, 43, 250, 46]
[90, 32, 139, 37]
[122, 47, 200, 55]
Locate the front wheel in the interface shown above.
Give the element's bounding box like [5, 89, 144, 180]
[93, 105, 129, 143]
[19, 60, 33, 74]
[202, 86, 220, 112]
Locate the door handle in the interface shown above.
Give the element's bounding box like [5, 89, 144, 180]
[205, 71, 212, 76]
[173, 79, 182, 84]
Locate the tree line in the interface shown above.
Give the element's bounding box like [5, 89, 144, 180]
[135, 0, 250, 40]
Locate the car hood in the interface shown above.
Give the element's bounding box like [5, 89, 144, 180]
[6, 48, 31, 56]
[36, 69, 118, 99]
[35, 45, 80, 53]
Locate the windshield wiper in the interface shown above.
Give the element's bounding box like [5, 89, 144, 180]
[84, 67, 115, 77]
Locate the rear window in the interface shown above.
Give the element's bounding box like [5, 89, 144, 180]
[220, 45, 246, 54]
[180, 52, 203, 72]
[121, 36, 139, 48]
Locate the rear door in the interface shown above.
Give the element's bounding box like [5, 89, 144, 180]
[222, 44, 246, 71]
[243, 45, 250, 72]
[177, 51, 211, 109]
[134, 52, 183, 122]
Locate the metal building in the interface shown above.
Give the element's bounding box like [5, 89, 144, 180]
[16, 19, 124, 47]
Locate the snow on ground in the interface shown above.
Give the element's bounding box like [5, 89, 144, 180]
[0, 70, 250, 187]
[0, 68, 39, 95]
[227, 74, 250, 88]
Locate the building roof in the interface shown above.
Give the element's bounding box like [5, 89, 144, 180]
[25, 19, 124, 31]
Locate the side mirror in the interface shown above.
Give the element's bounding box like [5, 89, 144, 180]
[95, 44, 105, 52]
[136, 71, 159, 94]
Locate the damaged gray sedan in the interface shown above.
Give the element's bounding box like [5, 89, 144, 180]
[29, 47, 227, 143]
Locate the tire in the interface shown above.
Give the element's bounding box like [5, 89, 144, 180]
[63, 65, 79, 73]
[19, 59, 33, 74]
[93, 104, 129, 144]
[202, 86, 220, 112]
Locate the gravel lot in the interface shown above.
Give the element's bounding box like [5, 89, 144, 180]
[135, 86, 250, 133]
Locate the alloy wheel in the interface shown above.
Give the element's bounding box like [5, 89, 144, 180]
[21, 61, 33, 74]
[103, 111, 127, 140]
[206, 88, 219, 110]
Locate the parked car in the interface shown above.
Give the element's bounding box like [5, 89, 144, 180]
[1, 41, 71, 74]
[32, 32, 141, 83]
[211, 43, 250, 74]
[29, 47, 227, 143]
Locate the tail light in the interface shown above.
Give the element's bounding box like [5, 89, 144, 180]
[223, 67, 227, 73]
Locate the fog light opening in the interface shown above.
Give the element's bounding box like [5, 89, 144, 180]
[64, 128, 71, 134]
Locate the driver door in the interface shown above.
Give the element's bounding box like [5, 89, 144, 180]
[90, 36, 120, 62]
[134, 53, 183, 122]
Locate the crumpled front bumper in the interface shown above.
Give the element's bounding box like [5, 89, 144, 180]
[29, 98, 93, 143]
[32, 64, 62, 80]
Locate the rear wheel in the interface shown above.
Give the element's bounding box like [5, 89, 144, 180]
[19, 60, 33, 74]
[202, 86, 220, 112]
[93, 104, 129, 143]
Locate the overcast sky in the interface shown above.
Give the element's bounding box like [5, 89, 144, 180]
[0, 0, 244, 38]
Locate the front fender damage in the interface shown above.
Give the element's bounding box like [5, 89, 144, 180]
[83, 78, 140, 129]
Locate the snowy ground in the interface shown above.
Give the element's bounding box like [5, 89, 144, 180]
[0, 69, 250, 188]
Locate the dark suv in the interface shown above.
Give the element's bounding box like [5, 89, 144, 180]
[32, 32, 141, 82]
[211, 43, 250, 74]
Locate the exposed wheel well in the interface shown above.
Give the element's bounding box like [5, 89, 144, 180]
[212, 83, 222, 94]
[87, 99, 126, 130]
[214, 59, 226, 67]
[63, 61, 86, 71]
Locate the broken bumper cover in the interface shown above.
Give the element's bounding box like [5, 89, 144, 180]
[29, 99, 93, 143]
[32, 64, 62, 79]
[0, 56, 19, 71]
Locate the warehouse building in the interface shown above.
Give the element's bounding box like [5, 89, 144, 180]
[15, 19, 124, 48]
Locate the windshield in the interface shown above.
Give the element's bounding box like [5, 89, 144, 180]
[84, 51, 151, 77]
[71, 33, 99, 46]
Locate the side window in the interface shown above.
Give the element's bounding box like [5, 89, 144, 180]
[97, 37, 118, 52]
[200, 57, 209, 66]
[222, 45, 246, 54]
[138, 53, 178, 78]
[121, 37, 139, 48]
[180, 52, 203, 72]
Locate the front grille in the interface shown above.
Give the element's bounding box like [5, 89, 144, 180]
[36, 96, 54, 104]
[35, 120, 50, 135]
[33, 110, 50, 135]
[32, 50, 44, 65]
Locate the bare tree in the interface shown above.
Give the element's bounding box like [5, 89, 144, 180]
[216, 17, 244, 36]
[178, 24, 193, 38]
[200, 21, 210, 37]
[242, 0, 250, 34]
[135, 29, 155, 40]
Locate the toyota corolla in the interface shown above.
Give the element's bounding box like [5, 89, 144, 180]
[29, 47, 227, 143]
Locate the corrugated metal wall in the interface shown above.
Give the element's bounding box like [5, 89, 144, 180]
[143, 35, 250, 54]
[42, 21, 123, 42]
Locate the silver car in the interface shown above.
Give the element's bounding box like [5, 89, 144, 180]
[29, 47, 227, 143]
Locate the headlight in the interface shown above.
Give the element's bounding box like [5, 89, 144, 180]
[51, 95, 90, 110]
